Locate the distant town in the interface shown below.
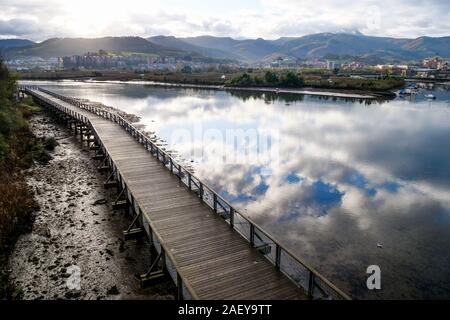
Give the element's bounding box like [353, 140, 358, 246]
[5, 51, 450, 81]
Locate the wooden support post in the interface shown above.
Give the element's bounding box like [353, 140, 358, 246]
[161, 247, 166, 273]
[97, 165, 110, 173]
[104, 171, 118, 189]
[92, 153, 105, 161]
[308, 273, 315, 299]
[123, 228, 144, 241]
[123, 212, 144, 241]
[139, 250, 168, 288]
[104, 180, 118, 189]
[112, 188, 128, 210]
[177, 273, 183, 301]
[97, 156, 110, 173]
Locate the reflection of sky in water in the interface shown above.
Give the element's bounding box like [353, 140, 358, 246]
[23, 80, 450, 299]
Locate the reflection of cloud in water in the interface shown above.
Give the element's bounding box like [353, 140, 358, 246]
[150, 89, 450, 299]
[31, 81, 450, 299]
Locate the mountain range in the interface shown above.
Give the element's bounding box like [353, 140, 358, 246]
[148, 33, 450, 63]
[2, 32, 450, 63]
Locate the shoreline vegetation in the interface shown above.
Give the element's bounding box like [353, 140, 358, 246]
[16, 69, 404, 99]
[0, 59, 58, 299]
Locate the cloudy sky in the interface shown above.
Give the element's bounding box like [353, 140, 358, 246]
[1, 0, 449, 41]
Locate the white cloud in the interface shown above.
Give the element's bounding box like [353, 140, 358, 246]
[0, 0, 449, 41]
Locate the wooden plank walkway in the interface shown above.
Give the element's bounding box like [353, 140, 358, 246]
[29, 89, 305, 300]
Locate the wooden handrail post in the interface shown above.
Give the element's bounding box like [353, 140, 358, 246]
[213, 194, 218, 213]
[230, 208, 235, 228]
[199, 183, 204, 202]
[250, 224, 255, 246]
[275, 245, 281, 269]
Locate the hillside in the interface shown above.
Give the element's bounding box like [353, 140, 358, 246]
[5, 37, 195, 59]
[147, 36, 240, 60]
[3, 33, 450, 63]
[180, 36, 279, 61]
[275, 33, 449, 62]
[0, 39, 35, 55]
[166, 33, 450, 63]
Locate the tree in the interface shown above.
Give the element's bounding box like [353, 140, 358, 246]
[280, 71, 304, 87]
[0, 59, 16, 108]
[253, 76, 264, 85]
[264, 71, 279, 84]
[181, 65, 193, 74]
[230, 73, 254, 86]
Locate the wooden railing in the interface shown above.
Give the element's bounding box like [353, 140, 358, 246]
[20, 85, 351, 300]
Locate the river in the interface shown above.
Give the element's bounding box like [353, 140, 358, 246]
[20, 80, 450, 299]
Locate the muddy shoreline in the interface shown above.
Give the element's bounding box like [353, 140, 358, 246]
[20, 77, 395, 100]
[72, 79, 389, 99]
[7, 111, 175, 300]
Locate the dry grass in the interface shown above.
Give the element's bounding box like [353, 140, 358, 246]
[0, 168, 38, 299]
[0, 170, 37, 248]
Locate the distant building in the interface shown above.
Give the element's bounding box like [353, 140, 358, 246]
[422, 57, 445, 70]
[327, 60, 336, 70]
[341, 61, 366, 71]
[375, 64, 409, 76]
[412, 68, 438, 79]
[62, 52, 183, 71]
[6, 56, 62, 71]
[301, 59, 327, 69]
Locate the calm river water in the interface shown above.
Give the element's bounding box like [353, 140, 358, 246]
[22, 80, 450, 299]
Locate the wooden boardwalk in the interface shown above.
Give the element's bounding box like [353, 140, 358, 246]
[26, 88, 306, 300]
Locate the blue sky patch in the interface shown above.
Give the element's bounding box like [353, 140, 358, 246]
[312, 180, 344, 207]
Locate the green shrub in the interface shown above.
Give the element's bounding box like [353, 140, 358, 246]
[0, 135, 9, 163]
[32, 141, 52, 164]
[43, 137, 58, 151]
[264, 71, 279, 84]
[228, 70, 305, 88]
[229, 73, 254, 86]
[280, 71, 304, 87]
[0, 58, 44, 299]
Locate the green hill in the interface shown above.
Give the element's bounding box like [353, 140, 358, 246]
[6, 36, 197, 59]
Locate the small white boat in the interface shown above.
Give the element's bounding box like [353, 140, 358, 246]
[399, 88, 418, 95]
[425, 94, 436, 100]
